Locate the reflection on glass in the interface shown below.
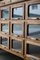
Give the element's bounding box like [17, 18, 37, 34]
[1, 24, 8, 33]
[28, 25, 40, 38]
[29, 4, 40, 17]
[12, 39, 22, 50]
[26, 44, 40, 57]
[2, 38, 8, 46]
[1, 9, 9, 19]
[12, 24, 23, 35]
[12, 7, 23, 19]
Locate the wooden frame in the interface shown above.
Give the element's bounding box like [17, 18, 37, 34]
[0, 34, 9, 50]
[25, 0, 40, 20]
[0, 0, 40, 60]
[0, 6, 10, 20]
[10, 20, 25, 37]
[25, 38, 40, 60]
[0, 20, 10, 35]
[10, 36, 24, 58]
[11, 3, 25, 20]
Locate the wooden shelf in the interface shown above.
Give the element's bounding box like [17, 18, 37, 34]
[26, 54, 40, 60]
[26, 38, 40, 46]
[25, 20, 40, 24]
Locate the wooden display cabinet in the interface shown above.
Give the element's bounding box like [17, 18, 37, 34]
[0, 0, 40, 60]
[10, 36, 24, 58]
[10, 20, 25, 38]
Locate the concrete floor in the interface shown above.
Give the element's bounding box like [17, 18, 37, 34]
[0, 49, 23, 60]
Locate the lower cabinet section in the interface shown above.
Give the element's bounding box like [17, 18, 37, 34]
[0, 34, 40, 60]
[26, 54, 40, 60]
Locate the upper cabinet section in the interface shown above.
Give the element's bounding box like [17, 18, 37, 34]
[11, 3, 25, 20]
[0, 0, 40, 20]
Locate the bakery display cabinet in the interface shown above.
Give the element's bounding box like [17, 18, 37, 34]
[0, 0, 40, 60]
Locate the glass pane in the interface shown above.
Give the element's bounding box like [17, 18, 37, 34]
[28, 25, 40, 38]
[29, 4, 40, 17]
[12, 7, 23, 19]
[26, 44, 40, 57]
[2, 24, 8, 33]
[12, 24, 23, 35]
[2, 38, 8, 46]
[12, 40, 22, 50]
[1, 9, 9, 19]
